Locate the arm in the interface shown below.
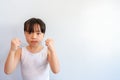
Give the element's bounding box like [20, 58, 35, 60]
[46, 38, 60, 74]
[4, 38, 21, 74]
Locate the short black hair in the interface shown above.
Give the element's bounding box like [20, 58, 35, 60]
[24, 18, 46, 34]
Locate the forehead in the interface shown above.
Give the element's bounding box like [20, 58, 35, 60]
[27, 23, 41, 32]
[33, 24, 40, 29]
[33, 24, 41, 32]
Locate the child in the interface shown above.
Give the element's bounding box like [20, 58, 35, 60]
[4, 18, 60, 80]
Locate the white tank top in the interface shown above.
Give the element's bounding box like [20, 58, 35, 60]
[20, 47, 49, 80]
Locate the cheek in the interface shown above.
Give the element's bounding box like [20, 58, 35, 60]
[25, 36, 31, 42]
[39, 37, 43, 40]
[24, 37, 29, 44]
[38, 35, 44, 40]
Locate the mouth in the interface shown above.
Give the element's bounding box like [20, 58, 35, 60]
[31, 41, 38, 44]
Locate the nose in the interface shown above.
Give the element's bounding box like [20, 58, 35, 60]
[32, 33, 37, 39]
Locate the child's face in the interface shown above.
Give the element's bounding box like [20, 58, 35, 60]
[24, 24, 44, 47]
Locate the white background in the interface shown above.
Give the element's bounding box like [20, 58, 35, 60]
[0, 0, 120, 80]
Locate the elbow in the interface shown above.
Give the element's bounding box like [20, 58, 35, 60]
[53, 71, 60, 74]
[52, 63, 60, 74]
[4, 67, 12, 75]
[4, 72, 11, 75]
[52, 68, 60, 74]
[4, 70, 11, 75]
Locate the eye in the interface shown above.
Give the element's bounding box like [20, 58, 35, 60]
[37, 32, 41, 35]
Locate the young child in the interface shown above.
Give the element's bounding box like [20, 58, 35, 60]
[4, 18, 60, 80]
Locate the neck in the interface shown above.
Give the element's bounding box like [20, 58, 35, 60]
[27, 45, 43, 53]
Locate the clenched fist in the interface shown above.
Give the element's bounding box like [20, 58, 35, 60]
[11, 38, 21, 51]
[45, 38, 55, 52]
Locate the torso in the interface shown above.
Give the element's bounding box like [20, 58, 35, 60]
[20, 46, 49, 80]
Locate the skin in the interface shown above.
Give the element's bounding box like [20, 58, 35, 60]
[4, 24, 60, 74]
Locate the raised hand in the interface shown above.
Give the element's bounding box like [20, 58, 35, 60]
[45, 38, 55, 52]
[10, 38, 21, 51]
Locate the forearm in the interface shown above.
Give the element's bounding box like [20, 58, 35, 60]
[48, 50, 60, 74]
[4, 38, 21, 74]
[4, 50, 16, 74]
[46, 38, 60, 74]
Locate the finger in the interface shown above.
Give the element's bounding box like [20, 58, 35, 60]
[14, 39, 21, 47]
